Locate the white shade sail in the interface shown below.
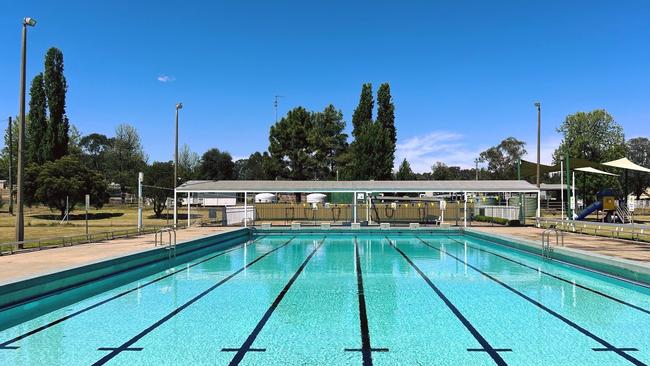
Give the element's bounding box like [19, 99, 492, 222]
[575, 167, 618, 176]
[602, 158, 650, 173]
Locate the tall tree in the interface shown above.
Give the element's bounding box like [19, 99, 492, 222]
[351, 83, 373, 138]
[308, 105, 348, 179]
[199, 148, 235, 180]
[269, 107, 314, 179]
[349, 121, 388, 180]
[376, 83, 396, 177]
[553, 110, 626, 200]
[178, 144, 200, 183]
[396, 158, 415, 180]
[79, 133, 113, 172]
[107, 124, 147, 199]
[235, 151, 280, 180]
[24, 156, 108, 218]
[43, 47, 69, 160]
[26, 73, 49, 164]
[479, 137, 527, 179]
[144, 161, 174, 218]
[431, 162, 475, 180]
[0, 117, 19, 182]
[627, 137, 650, 199]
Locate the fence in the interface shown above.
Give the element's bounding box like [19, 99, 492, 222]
[474, 205, 520, 221]
[253, 202, 471, 225]
[0, 223, 189, 256]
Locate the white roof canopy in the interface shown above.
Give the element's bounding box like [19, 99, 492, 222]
[575, 167, 619, 176]
[602, 158, 650, 173]
[175, 180, 540, 193]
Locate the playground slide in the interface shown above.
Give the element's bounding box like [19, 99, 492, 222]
[576, 201, 602, 220]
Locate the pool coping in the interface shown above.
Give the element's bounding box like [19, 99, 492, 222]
[462, 228, 650, 286]
[0, 228, 250, 311]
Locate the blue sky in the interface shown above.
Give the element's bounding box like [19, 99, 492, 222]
[1, 1, 649, 172]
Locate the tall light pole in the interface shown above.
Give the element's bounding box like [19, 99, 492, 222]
[16, 17, 36, 243]
[8, 117, 13, 215]
[534, 102, 541, 188]
[174, 102, 182, 226]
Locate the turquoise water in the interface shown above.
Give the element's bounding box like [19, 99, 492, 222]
[1, 233, 649, 365]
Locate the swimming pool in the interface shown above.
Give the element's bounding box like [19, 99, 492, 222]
[1, 232, 649, 365]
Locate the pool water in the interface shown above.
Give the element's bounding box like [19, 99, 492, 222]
[1, 233, 649, 365]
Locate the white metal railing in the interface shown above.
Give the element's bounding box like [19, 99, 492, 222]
[536, 217, 650, 242]
[474, 205, 519, 221]
[541, 227, 564, 258]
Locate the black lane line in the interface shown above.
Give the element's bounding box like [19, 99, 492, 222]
[444, 236, 650, 316]
[344, 237, 388, 366]
[420, 236, 646, 366]
[91, 236, 296, 366]
[225, 237, 326, 366]
[384, 237, 508, 366]
[0, 236, 267, 350]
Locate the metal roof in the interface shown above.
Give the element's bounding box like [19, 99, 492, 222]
[176, 180, 539, 193]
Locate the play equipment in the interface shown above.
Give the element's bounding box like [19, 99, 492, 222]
[575, 189, 623, 223]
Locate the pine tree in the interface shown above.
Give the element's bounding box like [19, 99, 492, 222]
[351, 83, 373, 138]
[44, 47, 69, 160]
[396, 158, 415, 180]
[26, 73, 48, 164]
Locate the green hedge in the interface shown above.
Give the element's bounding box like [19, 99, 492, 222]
[473, 215, 520, 226]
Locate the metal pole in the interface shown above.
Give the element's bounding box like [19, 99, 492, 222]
[173, 189, 177, 227]
[353, 191, 357, 224]
[16, 21, 30, 242]
[556, 159, 564, 220]
[8, 117, 13, 215]
[244, 192, 248, 228]
[572, 171, 576, 214]
[463, 192, 467, 227]
[174, 105, 179, 191]
[85, 194, 89, 236]
[187, 192, 191, 227]
[137, 172, 143, 231]
[565, 153, 572, 219]
[535, 102, 541, 188]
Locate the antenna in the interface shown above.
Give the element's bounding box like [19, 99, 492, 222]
[274, 95, 285, 123]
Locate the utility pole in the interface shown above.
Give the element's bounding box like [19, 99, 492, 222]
[173, 102, 182, 227]
[474, 158, 479, 180]
[534, 102, 541, 188]
[16, 17, 37, 243]
[8, 117, 13, 215]
[274, 95, 284, 123]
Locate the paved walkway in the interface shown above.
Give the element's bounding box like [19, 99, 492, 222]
[472, 226, 650, 262]
[0, 226, 238, 285]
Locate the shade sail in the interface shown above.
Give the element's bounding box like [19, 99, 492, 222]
[519, 158, 605, 177]
[602, 158, 650, 173]
[575, 167, 618, 176]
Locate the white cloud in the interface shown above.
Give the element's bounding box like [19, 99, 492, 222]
[157, 75, 176, 83]
[395, 131, 484, 173]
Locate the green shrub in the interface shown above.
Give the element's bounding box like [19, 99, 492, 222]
[473, 215, 520, 226]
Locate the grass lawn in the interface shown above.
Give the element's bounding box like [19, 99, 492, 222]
[0, 201, 206, 244]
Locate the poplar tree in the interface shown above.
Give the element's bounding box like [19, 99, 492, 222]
[376, 83, 396, 178]
[26, 73, 48, 164]
[351, 83, 373, 138]
[43, 47, 69, 160]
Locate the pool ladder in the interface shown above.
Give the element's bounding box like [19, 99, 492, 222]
[155, 227, 177, 259]
[541, 227, 564, 259]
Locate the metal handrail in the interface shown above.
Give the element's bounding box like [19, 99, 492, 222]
[154, 227, 177, 258]
[541, 226, 563, 258]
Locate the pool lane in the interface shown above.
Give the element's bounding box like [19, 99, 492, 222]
[359, 235, 501, 366]
[0, 235, 293, 366]
[437, 235, 650, 365]
[111, 236, 323, 365]
[0, 236, 264, 349]
[401, 235, 648, 366]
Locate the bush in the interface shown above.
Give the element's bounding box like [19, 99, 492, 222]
[473, 215, 520, 226]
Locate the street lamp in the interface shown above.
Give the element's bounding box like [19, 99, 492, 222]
[173, 102, 182, 226]
[15, 17, 36, 243]
[534, 102, 541, 188]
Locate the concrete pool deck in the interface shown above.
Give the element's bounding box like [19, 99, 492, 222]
[472, 225, 650, 262]
[0, 226, 238, 285]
